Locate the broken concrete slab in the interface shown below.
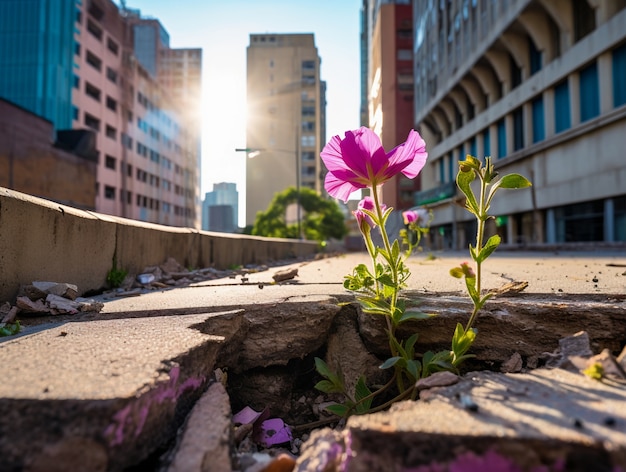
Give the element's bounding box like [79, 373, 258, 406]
[166, 381, 233, 472]
[0, 310, 240, 471]
[336, 368, 626, 471]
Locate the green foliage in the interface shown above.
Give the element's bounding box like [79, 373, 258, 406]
[252, 187, 348, 242]
[314, 155, 531, 422]
[0, 320, 20, 337]
[106, 259, 128, 288]
[450, 155, 532, 359]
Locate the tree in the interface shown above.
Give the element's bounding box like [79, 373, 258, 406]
[252, 187, 347, 242]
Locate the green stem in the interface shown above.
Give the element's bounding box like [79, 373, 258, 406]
[465, 173, 487, 333]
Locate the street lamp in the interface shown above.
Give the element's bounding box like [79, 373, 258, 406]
[235, 146, 303, 239]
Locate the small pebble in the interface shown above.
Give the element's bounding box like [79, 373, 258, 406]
[573, 418, 584, 429]
[604, 417, 616, 427]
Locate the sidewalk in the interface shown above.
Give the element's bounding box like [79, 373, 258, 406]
[1, 250, 625, 471]
[99, 250, 626, 316]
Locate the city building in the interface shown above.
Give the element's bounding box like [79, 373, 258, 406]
[202, 182, 239, 232]
[364, 0, 420, 211]
[245, 33, 326, 227]
[0, 0, 201, 228]
[0, 98, 97, 210]
[412, 0, 626, 248]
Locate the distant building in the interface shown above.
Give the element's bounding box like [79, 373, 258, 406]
[412, 0, 626, 248]
[0, 98, 97, 210]
[363, 0, 419, 212]
[202, 182, 238, 233]
[245, 33, 326, 226]
[0, 0, 202, 228]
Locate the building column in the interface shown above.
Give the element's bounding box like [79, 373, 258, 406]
[546, 208, 556, 244]
[506, 216, 515, 245]
[544, 88, 555, 138]
[604, 198, 615, 242]
[597, 51, 613, 115]
[569, 74, 580, 128]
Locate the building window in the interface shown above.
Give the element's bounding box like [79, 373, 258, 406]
[555, 199, 604, 242]
[74, 42, 81, 56]
[301, 135, 316, 147]
[573, 0, 595, 42]
[497, 118, 506, 159]
[469, 136, 476, 157]
[105, 154, 116, 170]
[86, 51, 102, 71]
[554, 80, 571, 133]
[73, 75, 80, 89]
[613, 43, 626, 108]
[447, 153, 454, 182]
[529, 36, 542, 75]
[84, 113, 100, 131]
[531, 96, 545, 143]
[579, 62, 599, 122]
[105, 125, 116, 140]
[85, 82, 101, 101]
[104, 185, 115, 200]
[510, 54, 522, 89]
[438, 158, 445, 183]
[482, 128, 490, 156]
[107, 37, 119, 55]
[87, 19, 102, 41]
[106, 67, 117, 83]
[512, 107, 524, 151]
[72, 106, 79, 120]
[106, 96, 117, 112]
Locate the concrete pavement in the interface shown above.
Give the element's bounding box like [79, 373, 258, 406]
[1, 250, 625, 470]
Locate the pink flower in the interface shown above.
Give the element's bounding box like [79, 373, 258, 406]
[402, 210, 419, 225]
[354, 196, 385, 231]
[321, 127, 428, 202]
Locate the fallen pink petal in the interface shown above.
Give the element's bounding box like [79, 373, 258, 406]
[252, 418, 293, 447]
[232, 406, 263, 425]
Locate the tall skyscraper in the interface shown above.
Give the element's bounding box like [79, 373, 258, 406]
[202, 182, 238, 232]
[365, 0, 418, 211]
[0, 0, 202, 229]
[0, 0, 75, 129]
[245, 33, 325, 227]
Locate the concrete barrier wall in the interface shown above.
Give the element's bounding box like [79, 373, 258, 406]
[0, 187, 319, 302]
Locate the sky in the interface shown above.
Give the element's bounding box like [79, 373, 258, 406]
[121, 0, 363, 226]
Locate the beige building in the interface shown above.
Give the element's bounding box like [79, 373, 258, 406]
[245, 33, 325, 227]
[413, 0, 626, 248]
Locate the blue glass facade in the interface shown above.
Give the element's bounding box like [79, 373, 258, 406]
[0, 0, 75, 130]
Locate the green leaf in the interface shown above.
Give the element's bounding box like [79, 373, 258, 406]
[469, 244, 478, 261]
[399, 310, 435, 323]
[0, 320, 21, 337]
[325, 403, 350, 417]
[476, 234, 501, 263]
[456, 169, 479, 215]
[314, 357, 333, 378]
[380, 356, 403, 369]
[405, 333, 419, 357]
[498, 173, 532, 189]
[465, 276, 479, 303]
[314, 379, 339, 393]
[354, 376, 373, 414]
[450, 267, 464, 278]
[406, 360, 421, 380]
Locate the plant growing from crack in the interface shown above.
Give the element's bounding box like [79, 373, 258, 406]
[314, 127, 531, 419]
[448, 155, 532, 367]
[106, 258, 128, 288]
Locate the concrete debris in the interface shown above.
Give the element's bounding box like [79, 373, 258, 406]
[500, 351, 524, 373]
[490, 280, 529, 296]
[31, 281, 78, 300]
[272, 268, 298, 283]
[415, 371, 459, 391]
[9, 281, 103, 319]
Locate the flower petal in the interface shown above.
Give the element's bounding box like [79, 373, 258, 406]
[388, 129, 428, 179]
[320, 135, 349, 173]
[325, 172, 364, 202]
